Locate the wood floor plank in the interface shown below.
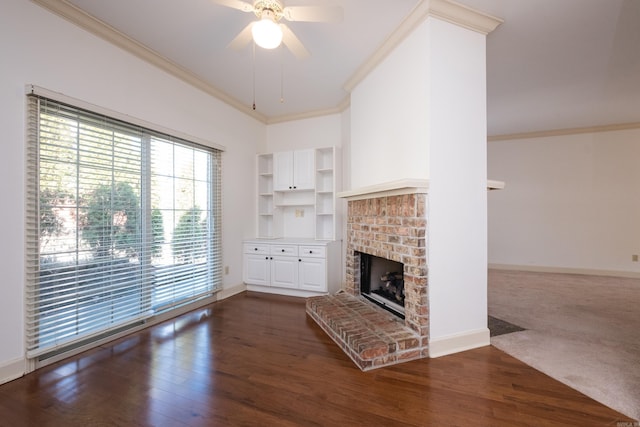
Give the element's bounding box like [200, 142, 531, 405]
[0, 291, 634, 426]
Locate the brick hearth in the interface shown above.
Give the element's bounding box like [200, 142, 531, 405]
[306, 192, 429, 370]
[306, 293, 423, 370]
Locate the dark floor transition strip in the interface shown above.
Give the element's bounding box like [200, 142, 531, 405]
[488, 315, 526, 337]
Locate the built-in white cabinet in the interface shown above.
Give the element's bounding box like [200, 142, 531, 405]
[298, 245, 327, 292]
[243, 248, 271, 287]
[243, 240, 340, 297]
[270, 244, 299, 288]
[273, 149, 315, 191]
[249, 147, 341, 296]
[256, 147, 340, 240]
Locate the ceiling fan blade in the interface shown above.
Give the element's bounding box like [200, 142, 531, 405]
[282, 5, 343, 23]
[228, 22, 254, 50]
[280, 24, 310, 60]
[211, 0, 254, 13]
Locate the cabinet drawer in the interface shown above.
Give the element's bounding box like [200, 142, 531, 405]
[244, 243, 270, 255]
[270, 245, 298, 256]
[299, 245, 326, 258]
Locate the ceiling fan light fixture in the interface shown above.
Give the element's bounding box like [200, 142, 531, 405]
[252, 10, 283, 49]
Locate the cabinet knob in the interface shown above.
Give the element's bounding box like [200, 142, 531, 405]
[293, 186, 297, 189]
[254, 247, 258, 251]
[281, 249, 285, 252]
[289, 186, 292, 189]
[299, 259, 301, 262]
[309, 250, 313, 254]
[265, 256, 268, 260]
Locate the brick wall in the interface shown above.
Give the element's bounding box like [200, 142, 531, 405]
[345, 193, 429, 344]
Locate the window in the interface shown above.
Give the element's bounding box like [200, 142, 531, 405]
[25, 90, 222, 360]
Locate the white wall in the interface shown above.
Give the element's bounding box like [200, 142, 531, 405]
[349, 23, 430, 189]
[488, 128, 640, 276]
[425, 18, 489, 349]
[265, 114, 342, 153]
[0, 0, 263, 381]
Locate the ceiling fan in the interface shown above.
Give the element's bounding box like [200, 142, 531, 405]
[213, 0, 343, 59]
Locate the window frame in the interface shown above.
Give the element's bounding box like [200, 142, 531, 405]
[25, 85, 224, 367]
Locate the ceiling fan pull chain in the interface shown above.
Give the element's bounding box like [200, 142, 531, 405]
[252, 42, 257, 110]
[280, 44, 284, 104]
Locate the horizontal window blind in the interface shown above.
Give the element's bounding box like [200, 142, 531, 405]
[26, 94, 222, 359]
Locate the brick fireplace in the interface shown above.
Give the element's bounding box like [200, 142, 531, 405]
[307, 185, 429, 370]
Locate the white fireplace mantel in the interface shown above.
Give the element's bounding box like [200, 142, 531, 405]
[337, 178, 505, 201]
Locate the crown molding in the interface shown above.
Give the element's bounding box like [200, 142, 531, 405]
[488, 122, 640, 142]
[30, 0, 268, 123]
[344, 0, 502, 92]
[266, 96, 350, 124]
[429, 0, 503, 35]
[31, 0, 500, 127]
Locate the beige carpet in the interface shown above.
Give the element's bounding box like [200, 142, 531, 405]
[488, 269, 640, 421]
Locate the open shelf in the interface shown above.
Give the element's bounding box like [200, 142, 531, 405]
[316, 214, 334, 240]
[315, 147, 334, 170]
[257, 154, 273, 175]
[256, 147, 339, 241]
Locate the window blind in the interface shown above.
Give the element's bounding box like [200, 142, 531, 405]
[25, 94, 222, 359]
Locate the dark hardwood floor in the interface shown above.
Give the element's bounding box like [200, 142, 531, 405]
[0, 292, 633, 426]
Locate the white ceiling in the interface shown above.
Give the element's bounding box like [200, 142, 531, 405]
[52, 0, 640, 136]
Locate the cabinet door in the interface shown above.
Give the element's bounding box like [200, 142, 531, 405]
[243, 254, 271, 286]
[273, 151, 294, 191]
[298, 257, 326, 292]
[271, 256, 298, 288]
[292, 149, 315, 190]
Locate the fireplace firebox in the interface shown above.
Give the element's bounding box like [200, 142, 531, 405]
[359, 252, 405, 318]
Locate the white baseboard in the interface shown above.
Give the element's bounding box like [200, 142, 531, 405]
[489, 263, 640, 279]
[216, 283, 246, 300]
[429, 328, 490, 358]
[0, 357, 25, 385]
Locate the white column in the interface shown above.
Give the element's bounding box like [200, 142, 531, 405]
[426, 16, 492, 357]
[343, 0, 501, 357]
